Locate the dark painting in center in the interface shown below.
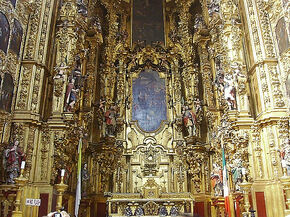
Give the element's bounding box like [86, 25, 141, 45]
[132, 0, 164, 44]
[132, 70, 167, 132]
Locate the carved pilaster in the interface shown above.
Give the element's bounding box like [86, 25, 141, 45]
[251, 122, 263, 179]
[92, 138, 123, 192]
[197, 37, 215, 108]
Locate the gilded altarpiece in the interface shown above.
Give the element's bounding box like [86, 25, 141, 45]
[0, 0, 289, 217]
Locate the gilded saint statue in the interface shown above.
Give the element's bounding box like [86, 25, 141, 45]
[64, 78, 79, 112]
[182, 105, 197, 137]
[3, 140, 25, 184]
[104, 104, 118, 137]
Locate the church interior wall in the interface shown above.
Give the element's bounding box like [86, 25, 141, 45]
[0, 0, 289, 217]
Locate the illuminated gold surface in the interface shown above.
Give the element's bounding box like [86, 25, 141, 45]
[0, 0, 289, 216]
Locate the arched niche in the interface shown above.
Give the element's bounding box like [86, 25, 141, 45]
[10, 19, 23, 56]
[0, 73, 14, 113]
[0, 12, 10, 54]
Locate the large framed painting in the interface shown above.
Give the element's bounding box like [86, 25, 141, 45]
[132, 69, 167, 132]
[10, 19, 23, 56]
[0, 73, 14, 113]
[132, 0, 164, 44]
[0, 13, 10, 54]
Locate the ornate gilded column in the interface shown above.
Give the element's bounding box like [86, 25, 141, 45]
[217, 0, 251, 117]
[99, 3, 119, 103]
[15, 0, 58, 115]
[93, 139, 123, 193]
[179, 142, 208, 194]
[239, 176, 252, 216]
[196, 36, 215, 109]
[51, 0, 78, 117]
[251, 123, 263, 179]
[55, 174, 68, 212]
[177, 0, 196, 100]
[12, 168, 28, 217]
[242, 0, 287, 112]
[85, 19, 103, 109]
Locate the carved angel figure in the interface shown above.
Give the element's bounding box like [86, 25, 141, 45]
[159, 206, 168, 216]
[124, 206, 133, 216]
[53, 63, 67, 80]
[134, 207, 144, 216]
[170, 206, 178, 216]
[182, 105, 197, 137]
[3, 140, 25, 184]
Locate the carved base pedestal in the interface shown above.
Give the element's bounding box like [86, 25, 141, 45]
[280, 175, 290, 216]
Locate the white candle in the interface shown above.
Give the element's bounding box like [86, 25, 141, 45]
[21, 161, 26, 169]
[282, 160, 287, 168]
[242, 168, 246, 175]
[61, 169, 65, 177]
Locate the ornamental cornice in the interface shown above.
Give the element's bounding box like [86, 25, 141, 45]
[247, 58, 279, 75]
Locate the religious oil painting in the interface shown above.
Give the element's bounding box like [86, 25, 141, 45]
[0, 13, 10, 53]
[10, 19, 23, 56]
[132, 69, 167, 132]
[0, 73, 14, 113]
[10, 0, 17, 7]
[276, 17, 289, 55]
[132, 0, 164, 44]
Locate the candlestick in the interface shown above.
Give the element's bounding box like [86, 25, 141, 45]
[12, 167, 28, 217]
[55, 175, 68, 212]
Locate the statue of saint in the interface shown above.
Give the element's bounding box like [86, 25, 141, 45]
[224, 74, 237, 110]
[211, 163, 223, 196]
[104, 104, 118, 137]
[3, 140, 25, 184]
[64, 78, 79, 112]
[182, 105, 197, 137]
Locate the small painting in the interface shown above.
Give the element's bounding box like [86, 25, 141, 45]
[0, 13, 10, 54]
[276, 18, 289, 55]
[132, 69, 167, 131]
[0, 73, 14, 113]
[132, 0, 164, 44]
[10, 19, 23, 56]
